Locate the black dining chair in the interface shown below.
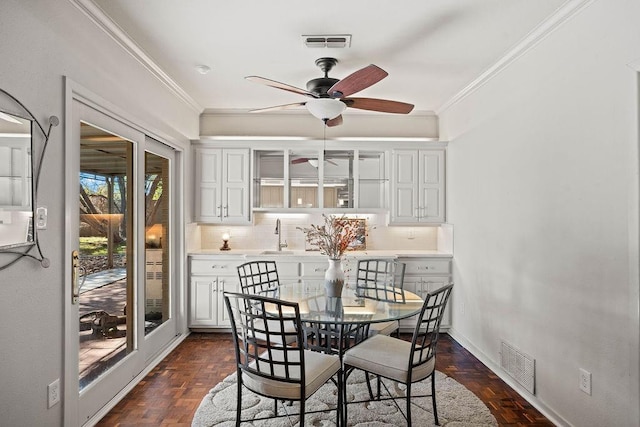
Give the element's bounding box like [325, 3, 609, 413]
[223, 291, 343, 426]
[236, 260, 297, 344]
[237, 260, 281, 296]
[342, 283, 453, 426]
[355, 258, 406, 337]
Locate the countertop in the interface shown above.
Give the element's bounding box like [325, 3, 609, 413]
[188, 249, 452, 258]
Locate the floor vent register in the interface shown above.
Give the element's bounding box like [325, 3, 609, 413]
[500, 341, 535, 394]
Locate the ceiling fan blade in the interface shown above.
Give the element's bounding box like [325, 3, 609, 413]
[291, 157, 338, 168]
[327, 64, 388, 98]
[291, 157, 310, 164]
[248, 102, 306, 113]
[344, 97, 414, 114]
[326, 115, 343, 127]
[245, 76, 317, 98]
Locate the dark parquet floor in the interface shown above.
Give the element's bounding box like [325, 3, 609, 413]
[96, 332, 553, 426]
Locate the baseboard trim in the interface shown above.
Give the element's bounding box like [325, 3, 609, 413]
[83, 331, 191, 427]
[447, 328, 568, 427]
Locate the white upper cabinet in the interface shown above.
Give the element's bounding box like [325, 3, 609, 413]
[195, 147, 250, 223]
[391, 149, 445, 224]
[194, 141, 445, 221]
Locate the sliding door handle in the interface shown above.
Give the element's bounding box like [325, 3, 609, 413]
[72, 250, 80, 304]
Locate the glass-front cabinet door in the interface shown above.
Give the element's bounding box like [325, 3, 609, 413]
[253, 150, 285, 208]
[289, 150, 319, 208]
[358, 151, 387, 209]
[323, 150, 353, 209]
[252, 147, 387, 211]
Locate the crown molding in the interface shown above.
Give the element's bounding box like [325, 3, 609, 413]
[200, 108, 438, 117]
[437, 0, 595, 115]
[68, 0, 203, 113]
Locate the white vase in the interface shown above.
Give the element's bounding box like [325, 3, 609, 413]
[324, 258, 345, 297]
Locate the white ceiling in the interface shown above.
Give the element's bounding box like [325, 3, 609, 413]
[91, 0, 566, 115]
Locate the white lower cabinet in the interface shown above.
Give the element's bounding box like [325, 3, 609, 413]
[300, 259, 328, 285]
[273, 260, 301, 284]
[188, 254, 453, 330]
[189, 257, 243, 328]
[398, 257, 452, 331]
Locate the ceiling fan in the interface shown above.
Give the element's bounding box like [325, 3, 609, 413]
[245, 57, 414, 127]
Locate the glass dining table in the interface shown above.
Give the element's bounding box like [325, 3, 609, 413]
[274, 281, 424, 356]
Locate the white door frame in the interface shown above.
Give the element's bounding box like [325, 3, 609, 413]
[64, 78, 187, 426]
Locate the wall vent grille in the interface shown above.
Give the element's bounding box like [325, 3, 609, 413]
[302, 34, 351, 48]
[500, 341, 535, 394]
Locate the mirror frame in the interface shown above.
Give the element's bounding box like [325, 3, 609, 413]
[0, 88, 58, 270]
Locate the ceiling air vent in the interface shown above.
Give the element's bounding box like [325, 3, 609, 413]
[302, 35, 351, 48]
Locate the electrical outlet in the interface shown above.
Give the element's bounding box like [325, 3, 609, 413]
[48, 379, 60, 408]
[579, 368, 591, 395]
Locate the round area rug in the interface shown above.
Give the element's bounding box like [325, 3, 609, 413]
[192, 370, 498, 426]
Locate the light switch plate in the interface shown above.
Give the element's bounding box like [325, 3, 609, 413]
[36, 206, 47, 229]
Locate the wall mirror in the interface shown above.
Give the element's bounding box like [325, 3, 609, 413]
[0, 88, 58, 269]
[0, 110, 33, 249]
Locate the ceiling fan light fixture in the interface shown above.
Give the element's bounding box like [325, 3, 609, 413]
[306, 98, 346, 121]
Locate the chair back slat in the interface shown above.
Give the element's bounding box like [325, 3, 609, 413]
[237, 260, 280, 295]
[355, 259, 406, 303]
[225, 292, 305, 386]
[409, 283, 453, 376]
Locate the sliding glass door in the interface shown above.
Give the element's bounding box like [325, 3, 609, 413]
[142, 138, 178, 360]
[65, 99, 179, 425]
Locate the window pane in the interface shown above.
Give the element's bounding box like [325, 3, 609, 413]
[144, 151, 170, 335]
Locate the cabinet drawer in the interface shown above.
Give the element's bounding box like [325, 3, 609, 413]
[275, 261, 300, 278]
[301, 261, 328, 277]
[190, 259, 242, 275]
[402, 259, 451, 275]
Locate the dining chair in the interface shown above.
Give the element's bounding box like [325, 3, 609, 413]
[355, 258, 406, 337]
[237, 260, 281, 296]
[236, 260, 297, 344]
[223, 291, 343, 426]
[342, 283, 453, 426]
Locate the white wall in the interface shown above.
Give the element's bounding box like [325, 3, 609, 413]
[200, 109, 439, 139]
[199, 212, 440, 252]
[439, 0, 640, 425]
[0, 1, 197, 425]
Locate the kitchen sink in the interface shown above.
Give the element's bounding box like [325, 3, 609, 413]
[260, 250, 294, 255]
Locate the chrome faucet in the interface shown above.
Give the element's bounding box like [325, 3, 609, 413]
[275, 218, 288, 251]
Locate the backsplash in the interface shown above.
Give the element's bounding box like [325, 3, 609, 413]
[199, 212, 443, 251]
